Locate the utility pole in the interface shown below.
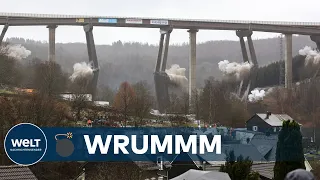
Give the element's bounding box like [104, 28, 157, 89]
[209, 84, 212, 126]
[279, 34, 285, 86]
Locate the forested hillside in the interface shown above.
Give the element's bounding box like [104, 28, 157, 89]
[6, 35, 316, 89]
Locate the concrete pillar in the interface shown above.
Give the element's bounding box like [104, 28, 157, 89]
[155, 33, 165, 72]
[247, 34, 258, 67]
[160, 30, 172, 72]
[47, 25, 57, 61]
[236, 30, 258, 94]
[0, 24, 9, 46]
[236, 30, 249, 63]
[154, 31, 166, 112]
[285, 34, 293, 89]
[239, 37, 249, 62]
[188, 29, 198, 105]
[310, 35, 320, 51]
[83, 24, 99, 101]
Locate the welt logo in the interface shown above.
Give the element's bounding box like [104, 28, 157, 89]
[11, 139, 41, 148]
[9, 138, 43, 152]
[4, 123, 47, 166]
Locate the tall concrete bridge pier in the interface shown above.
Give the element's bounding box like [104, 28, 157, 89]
[84, 24, 99, 101]
[0, 24, 8, 46]
[47, 25, 57, 61]
[284, 34, 293, 89]
[188, 29, 198, 105]
[236, 30, 258, 99]
[236, 30, 258, 66]
[154, 28, 172, 112]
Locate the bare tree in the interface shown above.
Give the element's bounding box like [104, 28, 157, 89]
[199, 77, 249, 127]
[180, 92, 189, 116]
[87, 162, 143, 180]
[70, 77, 91, 123]
[114, 82, 135, 127]
[191, 89, 201, 120]
[33, 60, 67, 96]
[132, 81, 153, 127]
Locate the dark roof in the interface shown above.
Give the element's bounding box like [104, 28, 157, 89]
[0, 165, 37, 180]
[171, 152, 205, 169]
[222, 144, 267, 161]
[250, 134, 278, 161]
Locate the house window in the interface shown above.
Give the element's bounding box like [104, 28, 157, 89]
[253, 126, 258, 131]
[274, 127, 277, 132]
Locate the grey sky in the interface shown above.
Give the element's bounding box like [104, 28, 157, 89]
[1, 0, 319, 45]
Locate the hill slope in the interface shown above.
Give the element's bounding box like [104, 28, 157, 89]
[6, 35, 316, 88]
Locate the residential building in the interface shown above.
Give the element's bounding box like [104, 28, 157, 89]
[246, 112, 296, 134]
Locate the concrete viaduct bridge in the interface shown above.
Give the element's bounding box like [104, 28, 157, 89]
[1, 12, 320, 112]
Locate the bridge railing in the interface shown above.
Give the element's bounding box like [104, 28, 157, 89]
[1, 12, 320, 26]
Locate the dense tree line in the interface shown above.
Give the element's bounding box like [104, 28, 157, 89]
[255, 55, 320, 88]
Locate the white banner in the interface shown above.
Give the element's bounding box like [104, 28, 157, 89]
[125, 19, 143, 24]
[150, 20, 169, 25]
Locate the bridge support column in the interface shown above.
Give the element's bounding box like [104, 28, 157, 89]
[154, 28, 172, 113]
[246, 33, 258, 66]
[285, 34, 293, 89]
[155, 33, 165, 72]
[235, 30, 259, 99]
[84, 24, 99, 101]
[236, 30, 249, 63]
[188, 29, 198, 107]
[160, 29, 172, 71]
[310, 35, 320, 51]
[0, 24, 9, 46]
[47, 25, 57, 61]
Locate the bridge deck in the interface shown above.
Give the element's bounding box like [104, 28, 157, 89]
[0, 12, 320, 35]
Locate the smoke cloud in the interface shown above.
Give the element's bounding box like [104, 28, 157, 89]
[5, 44, 31, 60]
[299, 46, 320, 65]
[218, 60, 253, 80]
[69, 62, 94, 82]
[165, 64, 188, 88]
[150, 109, 165, 116]
[248, 88, 273, 103]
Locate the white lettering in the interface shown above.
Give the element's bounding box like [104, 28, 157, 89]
[11, 139, 23, 147]
[34, 139, 41, 147]
[11, 139, 41, 147]
[30, 139, 41, 147]
[131, 135, 148, 154]
[175, 135, 197, 154]
[83, 134, 222, 155]
[22, 139, 29, 147]
[151, 135, 172, 154]
[114, 135, 129, 154]
[199, 135, 221, 154]
[84, 135, 112, 154]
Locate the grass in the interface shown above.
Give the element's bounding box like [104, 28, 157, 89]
[0, 89, 15, 94]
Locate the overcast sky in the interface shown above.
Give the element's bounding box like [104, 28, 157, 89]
[1, 0, 319, 45]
